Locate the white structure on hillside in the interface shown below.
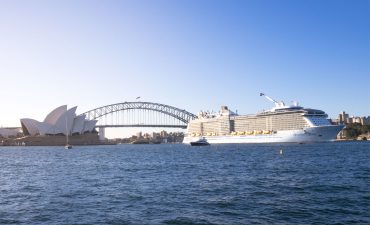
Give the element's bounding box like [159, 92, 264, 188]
[20, 105, 97, 136]
[0, 128, 22, 138]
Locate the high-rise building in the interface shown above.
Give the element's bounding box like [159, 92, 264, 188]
[339, 111, 349, 124]
[160, 130, 168, 138]
[136, 131, 142, 138]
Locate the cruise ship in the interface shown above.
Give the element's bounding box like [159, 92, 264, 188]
[183, 93, 344, 144]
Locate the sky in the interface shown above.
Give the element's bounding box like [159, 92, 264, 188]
[0, 0, 369, 137]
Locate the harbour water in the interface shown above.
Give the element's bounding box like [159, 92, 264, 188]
[1, 142, 369, 224]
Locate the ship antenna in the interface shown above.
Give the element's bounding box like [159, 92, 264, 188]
[260, 93, 280, 107]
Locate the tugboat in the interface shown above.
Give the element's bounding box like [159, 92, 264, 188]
[190, 138, 210, 146]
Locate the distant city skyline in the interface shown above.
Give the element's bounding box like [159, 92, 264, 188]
[1, 0, 369, 138]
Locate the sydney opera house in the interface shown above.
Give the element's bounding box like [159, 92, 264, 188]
[21, 105, 97, 136]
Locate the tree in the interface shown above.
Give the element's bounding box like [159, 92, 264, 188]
[343, 123, 361, 139]
[343, 123, 370, 139]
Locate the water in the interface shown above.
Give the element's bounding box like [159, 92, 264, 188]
[0, 142, 369, 224]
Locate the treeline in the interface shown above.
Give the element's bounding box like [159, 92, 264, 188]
[343, 123, 370, 139]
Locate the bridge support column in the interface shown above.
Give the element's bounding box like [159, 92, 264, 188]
[99, 127, 105, 141]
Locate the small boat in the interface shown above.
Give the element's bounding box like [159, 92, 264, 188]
[65, 144, 72, 149]
[131, 139, 150, 144]
[190, 138, 210, 146]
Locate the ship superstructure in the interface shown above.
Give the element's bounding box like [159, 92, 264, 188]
[183, 94, 344, 144]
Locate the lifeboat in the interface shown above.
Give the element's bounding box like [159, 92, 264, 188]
[263, 130, 272, 134]
[254, 130, 263, 135]
[246, 131, 254, 135]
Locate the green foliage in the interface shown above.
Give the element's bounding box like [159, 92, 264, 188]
[343, 123, 370, 139]
[361, 124, 370, 133]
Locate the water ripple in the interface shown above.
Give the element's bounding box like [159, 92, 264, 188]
[0, 142, 369, 224]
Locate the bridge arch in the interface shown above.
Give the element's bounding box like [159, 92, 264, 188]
[81, 102, 197, 128]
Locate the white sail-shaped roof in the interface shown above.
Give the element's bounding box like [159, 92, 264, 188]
[37, 122, 53, 136]
[21, 105, 97, 137]
[48, 106, 77, 135]
[72, 114, 86, 134]
[44, 105, 67, 125]
[20, 118, 40, 136]
[82, 120, 98, 133]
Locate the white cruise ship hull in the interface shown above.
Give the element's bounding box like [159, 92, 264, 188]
[183, 125, 344, 144]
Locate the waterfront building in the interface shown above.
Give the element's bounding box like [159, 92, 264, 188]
[143, 133, 151, 139]
[152, 132, 160, 139]
[136, 131, 142, 138]
[0, 128, 22, 138]
[351, 117, 362, 124]
[160, 130, 168, 138]
[339, 111, 349, 124]
[20, 105, 97, 136]
[338, 111, 370, 125]
[360, 116, 370, 125]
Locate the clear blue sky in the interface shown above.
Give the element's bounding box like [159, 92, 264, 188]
[1, 0, 369, 136]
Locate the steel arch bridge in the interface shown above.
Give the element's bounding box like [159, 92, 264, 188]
[81, 102, 197, 129]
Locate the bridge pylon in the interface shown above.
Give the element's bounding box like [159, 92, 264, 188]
[99, 127, 105, 141]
